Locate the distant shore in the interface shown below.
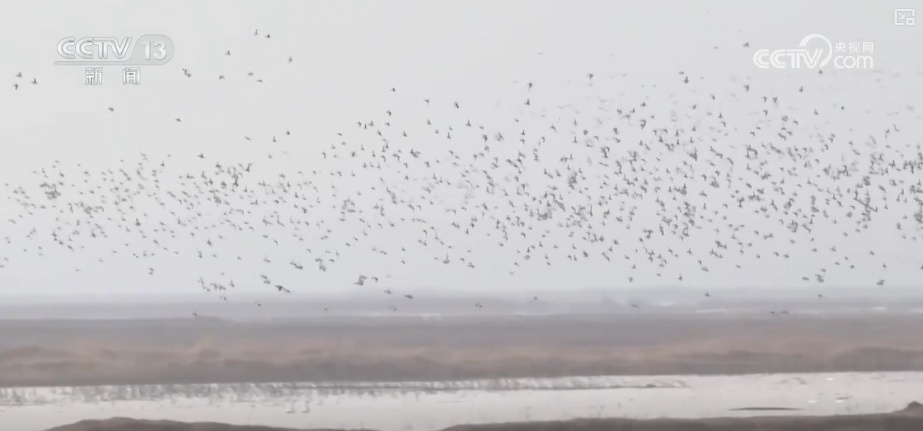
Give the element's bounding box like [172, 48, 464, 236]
[3, 312, 923, 387]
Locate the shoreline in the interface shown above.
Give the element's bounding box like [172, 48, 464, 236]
[0, 370, 916, 394]
[39, 402, 923, 431]
[7, 361, 923, 389]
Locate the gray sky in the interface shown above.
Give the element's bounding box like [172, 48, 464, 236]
[0, 1, 921, 299]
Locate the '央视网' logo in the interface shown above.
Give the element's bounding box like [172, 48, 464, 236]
[753, 34, 874, 70]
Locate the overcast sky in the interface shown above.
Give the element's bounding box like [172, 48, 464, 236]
[0, 1, 921, 300]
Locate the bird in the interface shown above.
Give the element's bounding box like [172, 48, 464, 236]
[0, 60, 918, 321]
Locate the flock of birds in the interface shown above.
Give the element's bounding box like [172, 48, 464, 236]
[3, 31, 923, 316]
[10, 72, 37, 91]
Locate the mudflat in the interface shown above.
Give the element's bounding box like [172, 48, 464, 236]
[3, 311, 923, 387]
[39, 402, 923, 431]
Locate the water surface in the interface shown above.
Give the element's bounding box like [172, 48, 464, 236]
[4, 372, 922, 431]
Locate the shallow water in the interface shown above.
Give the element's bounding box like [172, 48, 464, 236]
[4, 372, 922, 431]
